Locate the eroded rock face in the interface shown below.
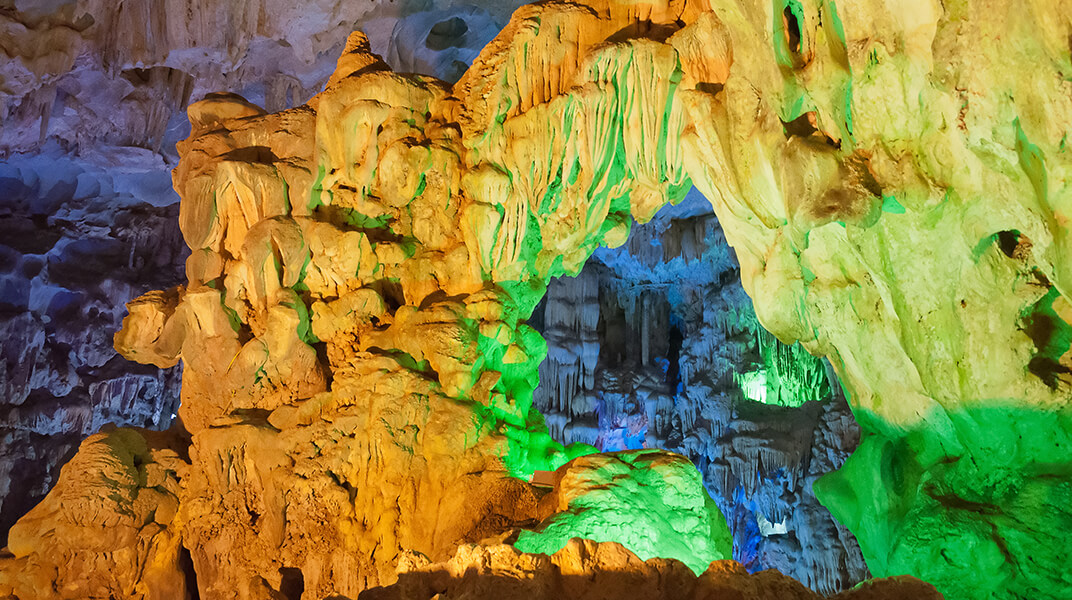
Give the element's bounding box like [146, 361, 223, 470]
[0, 0, 524, 157]
[0, 0, 527, 547]
[0, 427, 189, 600]
[456, 0, 1072, 595]
[95, 29, 734, 598]
[360, 539, 940, 600]
[651, 1, 1072, 597]
[4, 0, 1072, 597]
[0, 154, 187, 543]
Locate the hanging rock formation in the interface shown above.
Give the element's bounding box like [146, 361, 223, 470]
[532, 195, 869, 593]
[1, 0, 1071, 598]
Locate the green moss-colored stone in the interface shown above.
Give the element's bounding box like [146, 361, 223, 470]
[514, 449, 733, 574]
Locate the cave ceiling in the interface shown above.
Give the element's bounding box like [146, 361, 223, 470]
[1, 0, 1072, 598]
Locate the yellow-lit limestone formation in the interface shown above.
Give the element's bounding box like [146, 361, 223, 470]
[0, 428, 189, 599]
[3, 0, 1072, 598]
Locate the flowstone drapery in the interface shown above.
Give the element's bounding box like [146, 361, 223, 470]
[2, 0, 1071, 598]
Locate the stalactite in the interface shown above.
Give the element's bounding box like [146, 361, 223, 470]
[532, 191, 868, 592]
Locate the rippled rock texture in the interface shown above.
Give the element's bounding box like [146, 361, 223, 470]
[3, 0, 1072, 598]
[0, 0, 522, 547]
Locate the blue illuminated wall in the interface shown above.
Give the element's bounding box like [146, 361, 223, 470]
[530, 189, 870, 593]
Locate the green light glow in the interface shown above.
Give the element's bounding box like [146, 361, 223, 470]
[513, 450, 733, 574]
[815, 404, 1072, 598]
[735, 368, 768, 404]
[735, 330, 830, 407]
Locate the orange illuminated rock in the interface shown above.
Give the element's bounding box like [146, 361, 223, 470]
[4, 0, 1072, 597]
[359, 539, 941, 600]
[0, 428, 189, 600]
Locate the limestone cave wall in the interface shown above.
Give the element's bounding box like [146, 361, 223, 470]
[0, 0, 518, 545]
[1, 0, 1071, 598]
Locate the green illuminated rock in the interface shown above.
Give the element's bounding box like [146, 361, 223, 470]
[462, 0, 1072, 596]
[6, 0, 1072, 597]
[815, 406, 1072, 597]
[514, 450, 733, 574]
[735, 330, 830, 407]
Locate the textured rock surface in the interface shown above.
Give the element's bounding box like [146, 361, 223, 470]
[360, 539, 939, 600]
[514, 450, 733, 574]
[651, 2, 1072, 597]
[3, 0, 1072, 597]
[0, 0, 523, 156]
[0, 0, 523, 546]
[0, 427, 190, 600]
[0, 153, 187, 543]
[6, 27, 739, 598]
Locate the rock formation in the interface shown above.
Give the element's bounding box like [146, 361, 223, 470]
[513, 450, 733, 575]
[1, 24, 735, 600]
[360, 539, 939, 600]
[2, 0, 1071, 598]
[0, 154, 187, 541]
[0, 0, 520, 156]
[0, 0, 521, 545]
[532, 195, 869, 592]
[1, 427, 190, 599]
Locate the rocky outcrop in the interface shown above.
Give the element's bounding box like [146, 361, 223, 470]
[51, 28, 735, 597]
[0, 0, 523, 546]
[514, 450, 733, 574]
[0, 427, 190, 600]
[0, 0, 522, 161]
[360, 539, 939, 600]
[4, 0, 1072, 597]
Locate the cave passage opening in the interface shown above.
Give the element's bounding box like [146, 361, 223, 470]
[524, 189, 869, 591]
